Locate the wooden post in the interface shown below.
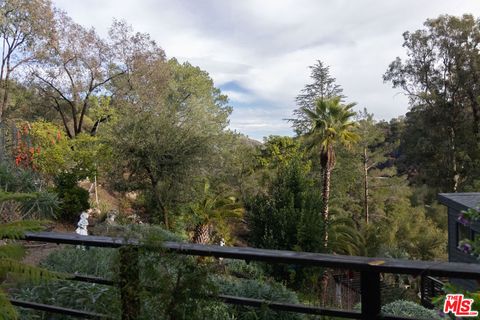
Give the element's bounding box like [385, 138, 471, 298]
[420, 275, 426, 307]
[94, 174, 99, 205]
[360, 270, 381, 320]
[119, 246, 140, 320]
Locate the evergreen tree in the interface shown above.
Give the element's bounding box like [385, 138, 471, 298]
[384, 14, 480, 192]
[291, 61, 344, 135]
[246, 158, 312, 251]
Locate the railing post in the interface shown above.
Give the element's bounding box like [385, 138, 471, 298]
[119, 246, 140, 320]
[420, 275, 426, 307]
[360, 270, 381, 320]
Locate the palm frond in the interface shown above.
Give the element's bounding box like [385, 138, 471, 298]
[299, 97, 359, 155]
[0, 259, 61, 282]
[329, 218, 366, 256]
[0, 244, 26, 260]
[0, 289, 17, 320]
[0, 220, 50, 240]
[0, 191, 59, 219]
[0, 192, 37, 203]
[300, 107, 319, 122]
[19, 191, 59, 219]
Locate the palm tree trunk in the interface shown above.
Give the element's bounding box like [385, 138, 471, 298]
[363, 147, 369, 224]
[321, 165, 331, 250]
[320, 152, 334, 306]
[192, 223, 211, 244]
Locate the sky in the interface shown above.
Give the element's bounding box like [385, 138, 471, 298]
[53, 0, 480, 141]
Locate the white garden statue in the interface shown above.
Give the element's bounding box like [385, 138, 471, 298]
[106, 210, 117, 225]
[219, 238, 225, 262]
[75, 210, 90, 236]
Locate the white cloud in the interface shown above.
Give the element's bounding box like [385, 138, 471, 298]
[230, 106, 293, 141]
[53, 0, 480, 140]
[223, 90, 255, 104]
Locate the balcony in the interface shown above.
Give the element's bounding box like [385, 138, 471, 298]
[9, 231, 480, 320]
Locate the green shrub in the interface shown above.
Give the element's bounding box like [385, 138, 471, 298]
[0, 162, 39, 192]
[138, 251, 226, 320]
[15, 227, 229, 320]
[14, 247, 120, 319]
[54, 173, 90, 222]
[216, 275, 304, 320]
[91, 224, 184, 242]
[223, 259, 265, 280]
[381, 300, 441, 319]
[14, 226, 310, 320]
[0, 162, 59, 219]
[41, 247, 117, 278]
[16, 280, 120, 320]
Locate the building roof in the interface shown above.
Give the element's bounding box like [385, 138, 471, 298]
[438, 193, 480, 212]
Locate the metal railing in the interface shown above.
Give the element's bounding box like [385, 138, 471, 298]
[10, 231, 480, 320]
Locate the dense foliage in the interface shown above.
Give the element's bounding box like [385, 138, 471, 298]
[381, 300, 441, 319]
[53, 173, 90, 222]
[14, 228, 304, 320]
[0, 1, 478, 317]
[385, 14, 480, 193]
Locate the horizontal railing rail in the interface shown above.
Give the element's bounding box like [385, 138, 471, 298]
[10, 231, 479, 320]
[23, 232, 480, 279]
[10, 299, 112, 319]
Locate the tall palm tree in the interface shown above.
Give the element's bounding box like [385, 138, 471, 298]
[301, 97, 359, 250]
[301, 97, 359, 306]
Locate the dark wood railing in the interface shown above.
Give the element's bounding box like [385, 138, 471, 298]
[420, 276, 445, 308]
[9, 231, 480, 319]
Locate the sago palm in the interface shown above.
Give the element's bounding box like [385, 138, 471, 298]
[190, 182, 244, 244]
[301, 97, 359, 250]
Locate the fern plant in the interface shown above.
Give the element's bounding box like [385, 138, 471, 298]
[0, 211, 60, 319]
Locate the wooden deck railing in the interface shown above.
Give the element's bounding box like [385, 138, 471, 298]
[420, 276, 445, 308]
[9, 231, 480, 319]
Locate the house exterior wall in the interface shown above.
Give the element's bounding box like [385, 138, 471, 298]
[447, 207, 479, 291]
